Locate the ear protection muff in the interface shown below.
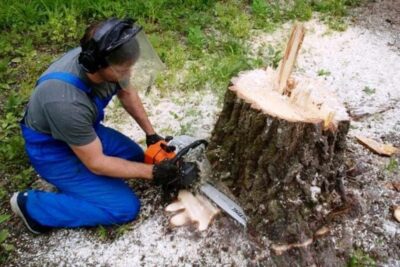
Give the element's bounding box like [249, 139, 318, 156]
[79, 18, 142, 73]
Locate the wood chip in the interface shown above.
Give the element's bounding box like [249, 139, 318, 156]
[315, 226, 330, 237]
[170, 212, 190, 226]
[355, 135, 400, 156]
[165, 190, 220, 231]
[384, 182, 400, 191]
[393, 182, 400, 192]
[394, 206, 400, 223]
[271, 238, 313, 255]
[384, 183, 395, 190]
[165, 201, 185, 212]
[271, 244, 291, 256]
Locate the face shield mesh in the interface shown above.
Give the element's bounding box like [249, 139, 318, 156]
[106, 30, 165, 91]
[106, 38, 140, 67]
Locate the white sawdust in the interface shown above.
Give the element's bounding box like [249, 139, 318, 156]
[17, 215, 256, 266]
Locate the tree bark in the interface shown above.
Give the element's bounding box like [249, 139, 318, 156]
[207, 88, 349, 241]
[206, 84, 350, 266]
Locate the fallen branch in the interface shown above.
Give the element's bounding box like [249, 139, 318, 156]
[355, 135, 400, 156]
[346, 98, 399, 121]
[347, 106, 395, 121]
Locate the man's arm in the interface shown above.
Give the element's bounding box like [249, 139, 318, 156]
[117, 87, 155, 135]
[70, 137, 153, 179]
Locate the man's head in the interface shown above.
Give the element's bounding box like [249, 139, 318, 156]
[79, 18, 141, 82]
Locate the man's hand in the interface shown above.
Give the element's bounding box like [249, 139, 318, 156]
[146, 133, 164, 147]
[152, 160, 178, 186]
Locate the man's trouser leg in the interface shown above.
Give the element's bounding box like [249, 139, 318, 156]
[24, 125, 144, 228]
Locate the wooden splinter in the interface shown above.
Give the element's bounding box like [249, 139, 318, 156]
[165, 190, 220, 231]
[274, 23, 305, 96]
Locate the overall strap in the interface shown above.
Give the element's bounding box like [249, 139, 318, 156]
[35, 72, 117, 126]
[36, 72, 91, 93]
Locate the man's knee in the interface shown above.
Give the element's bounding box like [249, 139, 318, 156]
[111, 192, 141, 223]
[125, 141, 144, 162]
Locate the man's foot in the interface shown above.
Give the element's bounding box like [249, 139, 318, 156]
[10, 192, 50, 234]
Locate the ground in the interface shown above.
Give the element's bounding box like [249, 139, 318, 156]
[9, 1, 400, 266]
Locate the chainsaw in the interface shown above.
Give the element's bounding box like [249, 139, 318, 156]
[144, 135, 247, 227]
[145, 136, 207, 198]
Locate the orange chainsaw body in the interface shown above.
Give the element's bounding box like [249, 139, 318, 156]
[144, 140, 176, 164]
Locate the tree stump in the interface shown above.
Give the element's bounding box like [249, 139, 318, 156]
[207, 24, 350, 259]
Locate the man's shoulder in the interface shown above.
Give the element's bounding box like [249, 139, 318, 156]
[36, 80, 90, 104]
[43, 47, 82, 74]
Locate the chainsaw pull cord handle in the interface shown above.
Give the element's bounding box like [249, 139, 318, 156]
[157, 135, 176, 153]
[170, 139, 208, 165]
[160, 143, 176, 153]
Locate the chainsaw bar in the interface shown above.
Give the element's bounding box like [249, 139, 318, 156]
[200, 183, 247, 227]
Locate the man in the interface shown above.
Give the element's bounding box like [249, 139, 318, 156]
[10, 18, 177, 234]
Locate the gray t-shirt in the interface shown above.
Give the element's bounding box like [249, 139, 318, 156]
[25, 47, 119, 146]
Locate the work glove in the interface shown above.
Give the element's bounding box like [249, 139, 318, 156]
[152, 160, 179, 186]
[146, 133, 164, 147]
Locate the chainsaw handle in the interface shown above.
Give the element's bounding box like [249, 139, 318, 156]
[171, 139, 208, 164]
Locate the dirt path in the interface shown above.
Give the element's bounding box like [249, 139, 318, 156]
[12, 1, 400, 266]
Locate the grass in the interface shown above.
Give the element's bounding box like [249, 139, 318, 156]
[0, 0, 363, 264]
[0, 214, 13, 262]
[363, 86, 376, 96]
[347, 249, 376, 267]
[318, 69, 332, 76]
[385, 158, 399, 173]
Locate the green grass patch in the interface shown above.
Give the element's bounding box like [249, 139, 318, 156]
[363, 86, 376, 96]
[0, 213, 13, 263]
[347, 249, 376, 267]
[318, 69, 332, 76]
[385, 158, 399, 173]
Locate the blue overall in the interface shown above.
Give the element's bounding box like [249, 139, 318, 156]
[21, 72, 144, 228]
